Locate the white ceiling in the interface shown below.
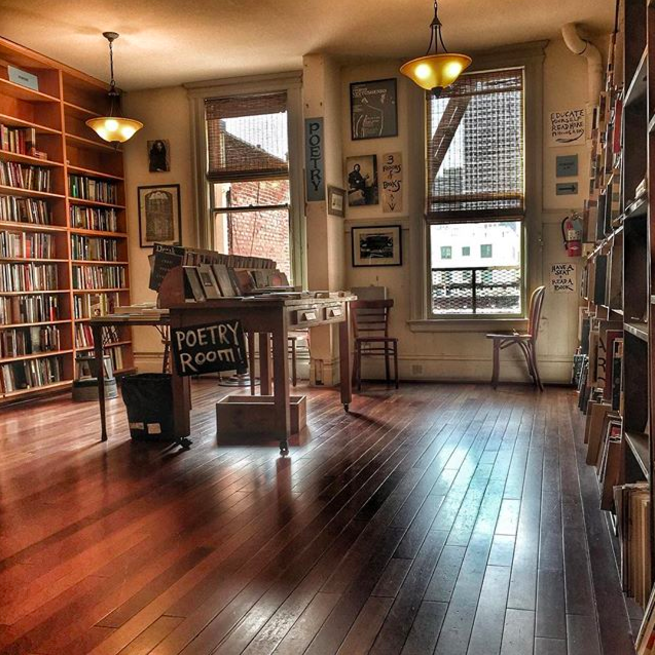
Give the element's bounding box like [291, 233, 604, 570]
[0, 0, 615, 90]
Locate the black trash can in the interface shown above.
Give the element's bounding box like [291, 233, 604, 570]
[121, 373, 175, 441]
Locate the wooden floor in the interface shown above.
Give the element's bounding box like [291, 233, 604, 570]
[0, 381, 637, 655]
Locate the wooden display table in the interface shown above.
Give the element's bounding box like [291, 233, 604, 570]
[91, 294, 355, 454]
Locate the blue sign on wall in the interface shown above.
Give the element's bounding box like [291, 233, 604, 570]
[305, 117, 325, 202]
[556, 154, 579, 178]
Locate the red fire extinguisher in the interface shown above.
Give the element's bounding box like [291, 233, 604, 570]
[561, 214, 583, 257]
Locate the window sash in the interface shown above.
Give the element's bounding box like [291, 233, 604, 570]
[426, 68, 525, 222]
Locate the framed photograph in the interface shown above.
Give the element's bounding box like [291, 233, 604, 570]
[148, 139, 170, 172]
[138, 184, 181, 248]
[346, 155, 379, 207]
[352, 225, 402, 267]
[327, 186, 346, 217]
[350, 78, 398, 140]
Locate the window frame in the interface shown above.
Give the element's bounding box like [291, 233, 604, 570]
[186, 72, 306, 288]
[406, 43, 546, 331]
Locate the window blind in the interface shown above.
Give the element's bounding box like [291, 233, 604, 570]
[206, 92, 289, 182]
[426, 69, 524, 221]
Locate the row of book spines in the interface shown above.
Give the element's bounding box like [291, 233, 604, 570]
[70, 235, 119, 261]
[0, 124, 38, 157]
[0, 231, 55, 259]
[0, 355, 63, 394]
[0, 294, 60, 325]
[0, 325, 62, 358]
[70, 206, 119, 232]
[71, 265, 126, 290]
[0, 195, 51, 225]
[73, 293, 118, 320]
[68, 176, 117, 204]
[0, 161, 51, 192]
[75, 324, 120, 349]
[0, 263, 58, 293]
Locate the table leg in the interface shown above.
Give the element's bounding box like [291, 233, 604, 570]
[248, 331, 256, 396]
[259, 333, 271, 396]
[339, 304, 353, 412]
[92, 325, 107, 442]
[170, 317, 192, 447]
[271, 313, 290, 455]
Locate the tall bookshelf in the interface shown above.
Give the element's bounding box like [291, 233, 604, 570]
[578, 0, 655, 610]
[0, 37, 134, 403]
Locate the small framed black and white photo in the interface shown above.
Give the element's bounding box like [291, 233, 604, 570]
[352, 225, 402, 267]
[148, 139, 170, 172]
[138, 184, 181, 248]
[327, 186, 346, 217]
[346, 155, 379, 206]
[350, 78, 398, 140]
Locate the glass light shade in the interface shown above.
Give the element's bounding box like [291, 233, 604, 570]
[400, 53, 472, 93]
[85, 116, 143, 144]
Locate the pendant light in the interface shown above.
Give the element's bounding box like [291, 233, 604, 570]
[400, 0, 472, 97]
[86, 32, 143, 144]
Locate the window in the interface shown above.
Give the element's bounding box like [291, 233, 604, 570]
[205, 92, 292, 279]
[440, 246, 452, 260]
[427, 68, 525, 317]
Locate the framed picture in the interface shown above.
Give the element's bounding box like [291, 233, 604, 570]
[148, 139, 170, 172]
[327, 186, 346, 217]
[350, 78, 398, 140]
[138, 184, 181, 248]
[346, 155, 379, 207]
[352, 225, 402, 267]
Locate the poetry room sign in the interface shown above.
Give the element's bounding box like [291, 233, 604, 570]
[549, 108, 586, 147]
[171, 320, 246, 376]
[305, 117, 325, 201]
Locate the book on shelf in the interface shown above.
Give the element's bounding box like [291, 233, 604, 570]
[69, 205, 118, 232]
[0, 161, 51, 192]
[70, 234, 119, 261]
[0, 124, 41, 158]
[597, 416, 622, 511]
[0, 195, 51, 225]
[72, 264, 126, 290]
[75, 323, 119, 349]
[0, 230, 55, 259]
[0, 354, 63, 393]
[611, 338, 623, 413]
[0, 325, 61, 358]
[0, 262, 58, 292]
[74, 292, 119, 319]
[68, 175, 118, 204]
[0, 294, 60, 324]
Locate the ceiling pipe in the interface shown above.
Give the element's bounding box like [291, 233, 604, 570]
[561, 23, 603, 104]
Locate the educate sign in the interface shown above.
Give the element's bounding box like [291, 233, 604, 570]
[171, 320, 246, 376]
[305, 117, 325, 201]
[549, 108, 586, 147]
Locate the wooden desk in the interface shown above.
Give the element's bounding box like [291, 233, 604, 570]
[91, 295, 355, 454]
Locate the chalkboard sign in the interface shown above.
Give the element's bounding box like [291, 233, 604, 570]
[171, 320, 246, 376]
[149, 243, 185, 291]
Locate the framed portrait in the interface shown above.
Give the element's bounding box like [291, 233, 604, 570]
[138, 184, 181, 248]
[350, 78, 398, 140]
[148, 139, 170, 172]
[327, 186, 346, 217]
[346, 155, 379, 207]
[352, 225, 402, 267]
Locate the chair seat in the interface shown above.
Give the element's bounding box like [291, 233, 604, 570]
[355, 336, 398, 343]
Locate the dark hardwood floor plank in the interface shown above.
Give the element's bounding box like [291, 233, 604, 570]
[399, 600, 448, 655]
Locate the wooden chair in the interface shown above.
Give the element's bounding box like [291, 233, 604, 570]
[352, 299, 399, 390]
[486, 285, 546, 391]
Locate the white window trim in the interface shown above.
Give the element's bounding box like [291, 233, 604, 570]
[406, 41, 546, 332]
[185, 71, 306, 288]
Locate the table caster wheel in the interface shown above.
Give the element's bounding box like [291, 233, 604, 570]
[344, 403, 350, 412]
[279, 442, 289, 456]
[179, 437, 193, 450]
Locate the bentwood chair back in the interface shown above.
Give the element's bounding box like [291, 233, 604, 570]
[486, 285, 546, 391]
[351, 299, 399, 390]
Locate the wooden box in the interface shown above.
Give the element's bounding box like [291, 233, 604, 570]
[216, 394, 307, 441]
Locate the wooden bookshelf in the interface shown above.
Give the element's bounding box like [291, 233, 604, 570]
[0, 36, 134, 402]
[577, 0, 655, 611]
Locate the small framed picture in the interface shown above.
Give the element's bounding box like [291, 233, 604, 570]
[148, 139, 170, 172]
[138, 184, 181, 248]
[350, 78, 398, 140]
[346, 155, 379, 206]
[352, 225, 402, 267]
[327, 186, 346, 217]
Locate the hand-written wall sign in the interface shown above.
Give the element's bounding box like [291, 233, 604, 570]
[382, 152, 402, 213]
[550, 263, 577, 293]
[549, 108, 586, 147]
[171, 320, 246, 376]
